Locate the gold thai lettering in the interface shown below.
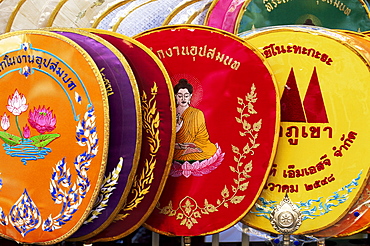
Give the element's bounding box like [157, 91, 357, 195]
[173, 46, 180, 56]
[263, 0, 291, 12]
[153, 45, 241, 70]
[321, 0, 351, 16]
[182, 46, 190, 55]
[215, 52, 225, 62]
[190, 46, 198, 56]
[231, 61, 240, 70]
[262, 43, 333, 65]
[207, 48, 216, 59]
[224, 56, 233, 66]
[156, 50, 165, 59]
[165, 48, 173, 57]
[198, 45, 207, 57]
[100, 67, 114, 96]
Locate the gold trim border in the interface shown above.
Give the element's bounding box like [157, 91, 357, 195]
[133, 24, 280, 237]
[0, 29, 110, 245]
[239, 25, 370, 235]
[82, 28, 176, 242]
[42, 27, 142, 242]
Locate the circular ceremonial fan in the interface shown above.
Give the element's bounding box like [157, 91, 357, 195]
[111, 0, 185, 36]
[8, 0, 53, 32]
[45, 28, 142, 242]
[0, 0, 24, 33]
[204, 0, 245, 33]
[311, 30, 370, 238]
[90, 0, 137, 30]
[239, 25, 370, 235]
[162, 0, 204, 25]
[186, 0, 213, 25]
[135, 25, 279, 236]
[46, 0, 122, 28]
[235, 0, 370, 34]
[0, 30, 109, 244]
[81, 29, 176, 242]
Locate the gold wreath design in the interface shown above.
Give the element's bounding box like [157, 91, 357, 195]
[157, 84, 262, 229]
[114, 83, 160, 221]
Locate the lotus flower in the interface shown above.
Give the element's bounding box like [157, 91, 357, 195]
[1, 113, 10, 131]
[7, 90, 28, 116]
[28, 106, 57, 134]
[23, 124, 30, 138]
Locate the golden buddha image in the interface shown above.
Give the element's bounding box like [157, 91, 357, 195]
[173, 78, 222, 164]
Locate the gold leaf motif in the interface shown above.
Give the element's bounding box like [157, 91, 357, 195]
[194, 211, 201, 218]
[231, 196, 245, 204]
[221, 186, 230, 198]
[239, 182, 249, 191]
[114, 213, 129, 221]
[232, 185, 237, 193]
[253, 119, 262, 132]
[117, 84, 160, 221]
[231, 145, 240, 154]
[156, 84, 260, 229]
[186, 220, 193, 229]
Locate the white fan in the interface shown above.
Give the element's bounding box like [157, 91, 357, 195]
[10, 0, 62, 32]
[162, 0, 202, 25]
[92, 0, 144, 30]
[91, 0, 134, 29]
[187, 0, 213, 25]
[48, 0, 124, 28]
[108, 0, 154, 31]
[0, 0, 25, 33]
[112, 0, 186, 37]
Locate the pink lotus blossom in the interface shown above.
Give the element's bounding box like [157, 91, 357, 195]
[23, 124, 30, 138]
[1, 113, 10, 131]
[7, 90, 28, 116]
[28, 106, 57, 134]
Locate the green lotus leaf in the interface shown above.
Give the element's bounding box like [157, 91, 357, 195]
[0, 131, 21, 146]
[29, 133, 61, 148]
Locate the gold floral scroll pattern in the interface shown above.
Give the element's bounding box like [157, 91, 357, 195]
[114, 83, 160, 221]
[157, 84, 262, 229]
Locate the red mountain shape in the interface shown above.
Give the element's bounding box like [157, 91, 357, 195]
[303, 67, 329, 123]
[281, 68, 307, 122]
